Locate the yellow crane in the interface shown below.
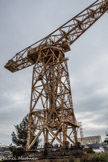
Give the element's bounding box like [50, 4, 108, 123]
[5, 0, 108, 151]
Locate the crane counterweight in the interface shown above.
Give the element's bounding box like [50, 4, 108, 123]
[5, 60, 17, 72]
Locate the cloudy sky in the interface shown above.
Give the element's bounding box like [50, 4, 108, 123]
[0, 0, 108, 145]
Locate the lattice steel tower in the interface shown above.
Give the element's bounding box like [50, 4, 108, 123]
[5, 0, 108, 150]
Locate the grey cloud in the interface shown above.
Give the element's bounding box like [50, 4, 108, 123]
[0, 0, 108, 145]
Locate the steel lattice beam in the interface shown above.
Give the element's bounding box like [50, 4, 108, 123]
[5, 0, 108, 72]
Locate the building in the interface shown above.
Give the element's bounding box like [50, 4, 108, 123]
[0, 145, 12, 160]
[78, 136, 102, 145]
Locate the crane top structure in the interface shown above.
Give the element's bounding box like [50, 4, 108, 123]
[5, 0, 108, 152]
[5, 0, 108, 73]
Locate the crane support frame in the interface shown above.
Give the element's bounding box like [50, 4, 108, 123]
[26, 47, 78, 150]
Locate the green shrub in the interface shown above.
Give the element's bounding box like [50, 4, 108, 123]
[80, 153, 108, 162]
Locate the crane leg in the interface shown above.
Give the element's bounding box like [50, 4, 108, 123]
[26, 46, 78, 150]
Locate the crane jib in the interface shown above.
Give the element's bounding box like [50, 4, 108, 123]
[4, 0, 108, 72]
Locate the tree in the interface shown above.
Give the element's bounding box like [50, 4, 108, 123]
[9, 144, 24, 157]
[11, 114, 28, 147]
[11, 114, 39, 148]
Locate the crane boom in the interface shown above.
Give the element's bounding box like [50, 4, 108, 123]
[5, 0, 108, 72]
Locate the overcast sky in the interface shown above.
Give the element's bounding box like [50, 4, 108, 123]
[0, 0, 108, 145]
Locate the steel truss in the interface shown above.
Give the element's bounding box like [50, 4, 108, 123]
[4, 0, 108, 152]
[26, 47, 78, 150]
